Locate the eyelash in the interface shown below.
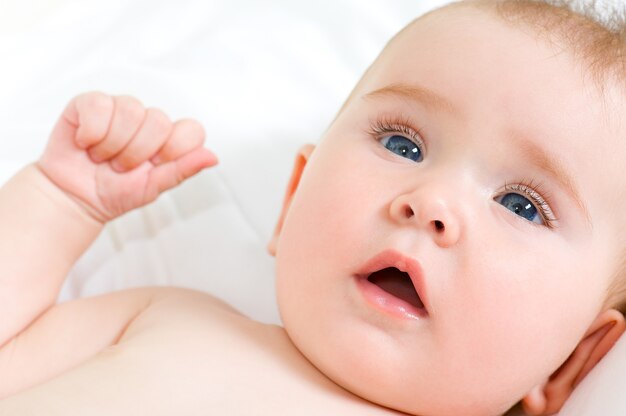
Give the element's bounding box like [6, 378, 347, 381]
[367, 116, 559, 229]
[367, 116, 425, 154]
[498, 180, 559, 229]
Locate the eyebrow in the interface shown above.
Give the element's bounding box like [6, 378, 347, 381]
[365, 83, 592, 227]
[511, 134, 592, 227]
[364, 83, 458, 114]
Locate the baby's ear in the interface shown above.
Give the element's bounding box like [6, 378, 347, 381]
[522, 309, 626, 415]
[267, 144, 316, 256]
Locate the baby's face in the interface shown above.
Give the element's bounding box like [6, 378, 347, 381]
[274, 6, 625, 416]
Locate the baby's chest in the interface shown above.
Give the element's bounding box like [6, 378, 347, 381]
[86, 293, 403, 416]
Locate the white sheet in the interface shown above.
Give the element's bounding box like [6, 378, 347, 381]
[0, 1, 624, 414]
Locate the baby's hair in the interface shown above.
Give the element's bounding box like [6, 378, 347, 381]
[470, 0, 626, 92]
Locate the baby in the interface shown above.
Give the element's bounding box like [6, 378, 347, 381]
[1, 0, 625, 415]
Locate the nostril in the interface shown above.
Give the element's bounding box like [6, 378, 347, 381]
[404, 206, 415, 218]
[433, 220, 445, 232]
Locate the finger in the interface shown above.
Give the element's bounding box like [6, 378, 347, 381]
[88, 95, 146, 162]
[110, 108, 173, 172]
[63, 92, 114, 149]
[144, 147, 218, 201]
[151, 119, 205, 165]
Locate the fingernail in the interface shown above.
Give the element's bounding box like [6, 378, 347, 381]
[110, 160, 125, 172]
[89, 152, 103, 163]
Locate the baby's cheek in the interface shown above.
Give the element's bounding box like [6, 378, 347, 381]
[458, 243, 595, 389]
[275, 155, 373, 312]
[295, 165, 372, 253]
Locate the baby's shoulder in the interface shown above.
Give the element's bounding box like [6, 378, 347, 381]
[117, 286, 293, 355]
[118, 286, 266, 342]
[142, 286, 245, 318]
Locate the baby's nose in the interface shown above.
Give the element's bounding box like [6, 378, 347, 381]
[389, 191, 461, 248]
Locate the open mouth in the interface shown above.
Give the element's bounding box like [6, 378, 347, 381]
[355, 250, 429, 320]
[367, 267, 425, 310]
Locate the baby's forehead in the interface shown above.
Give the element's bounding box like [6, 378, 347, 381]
[369, 1, 626, 146]
[406, 1, 626, 92]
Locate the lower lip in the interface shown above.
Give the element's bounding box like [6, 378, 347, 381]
[354, 275, 427, 321]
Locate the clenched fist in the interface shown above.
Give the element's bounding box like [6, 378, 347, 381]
[37, 92, 218, 223]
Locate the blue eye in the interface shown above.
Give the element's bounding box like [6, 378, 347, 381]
[380, 135, 423, 162]
[497, 193, 542, 224]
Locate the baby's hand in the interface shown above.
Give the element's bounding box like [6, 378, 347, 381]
[37, 92, 218, 223]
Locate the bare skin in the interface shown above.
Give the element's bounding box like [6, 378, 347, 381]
[1, 286, 407, 415]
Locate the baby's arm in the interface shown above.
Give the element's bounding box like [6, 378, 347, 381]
[0, 163, 104, 351]
[0, 93, 216, 393]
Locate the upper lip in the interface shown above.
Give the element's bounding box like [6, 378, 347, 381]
[356, 249, 429, 313]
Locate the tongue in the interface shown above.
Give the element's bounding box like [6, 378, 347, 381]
[368, 267, 424, 309]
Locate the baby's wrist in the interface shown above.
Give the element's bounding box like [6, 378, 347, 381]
[25, 163, 106, 229]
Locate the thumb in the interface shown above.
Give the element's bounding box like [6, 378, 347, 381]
[145, 147, 218, 200]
